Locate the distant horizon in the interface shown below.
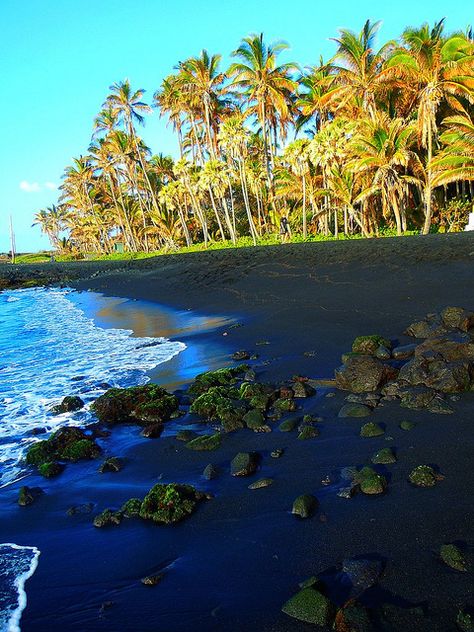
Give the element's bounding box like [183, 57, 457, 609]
[1, 0, 470, 252]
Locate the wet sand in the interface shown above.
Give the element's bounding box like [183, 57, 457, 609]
[2, 233, 474, 631]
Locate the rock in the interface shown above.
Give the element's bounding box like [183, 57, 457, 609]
[139, 483, 205, 524]
[428, 398, 454, 414]
[185, 433, 222, 451]
[342, 557, 384, 595]
[248, 478, 273, 490]
[271, 448, 284, 458]
[292, 381, 316, 398]
[190, 386, 245, 433]
[375, 346, 391, 360]
[67, 502, 94, 516]
[338, 403, 372, 418]
[99, 457, 122, 473]
[354, 467, 387, 495]
[371, 448, 396, 464]
[231, 452, 259, 476]
[400, 420, 416, 431]
[188, 366, 248, 396]
[141, 573, 164, 586]
[399, 386, 438, 409]
[441, 306, 474, 332]
[398, 351, 472, 393]
[175, 430, 198, 442]
[281, 587, 335, 626]
[457, 608, 474, 631]
[243, 409, 265, 430]
[335, 356, 397, 393]
[298, 576, 320, 589]
[18, 486, 38, 506]
[440, 544, 468, 571]
[352, 335, 391, 355]
[338, 486, 357, 499]
[120, 498, 142, 518]
[409, 465, 439, 487]
[51, 395, 85, 414]
[279, 418, 299, 432]
[243, 369, 257, 382]
[292, 494, 318, 518]
[405, 315, 447, 339]
[91, 385, 179, 425]
[140, 423, 164, 438]
[297, 425, 320, 440]
[360, 422, 384, 438]
[274, 398, 297, 412]
[93, 509, 123, 528]
[392, 344, 417, 360]
[232, 350, 251, 361]
[203, 464, 219, 480]
[26, 427, 101, 466]
[38, 461, 64, 478]
[335, 602, 374, 632]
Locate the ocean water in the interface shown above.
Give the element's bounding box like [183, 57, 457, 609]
[0, 286, 186, 632]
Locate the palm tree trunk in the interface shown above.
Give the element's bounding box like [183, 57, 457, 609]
[422, 123, 433, 235]
[302, 173, 307, 239]
[208, 185, 226, 240]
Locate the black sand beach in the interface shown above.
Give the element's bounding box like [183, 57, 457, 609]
[2, 233, 474, 631]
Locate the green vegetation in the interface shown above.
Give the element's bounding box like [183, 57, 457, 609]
[30, 20, 474, 259]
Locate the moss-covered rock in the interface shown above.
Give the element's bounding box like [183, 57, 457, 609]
[190, 386, 245, 432]
[338, 403, 372, 418]
[93, 508, 123, 528]
[297, 425, 320, 440]
[371, 448, 397, 465]
[243, 409, 265, 430]
[175, 430, 198, 442]
[400, 420, 416, 431]
[292, 494, 318, 518]
[274, 398, 297, 412]
[98, 457, 122, 473]
[231, 452, 259, 476]
[336, 355, 397, 393]
[38, 461, 64, 478]
[120, 498, 142, 518]
[51, 395, 85, 414]
[360, 422, 384, 438]
[203, 464, 219, 480]
[292, 381, 316, 398]
[282, 587, 335, 626]
[279, 418, 299, 432]
[18, 486, 37, 506]
[355, 466, 387, 495]
[185, 433, 222, 451]
[91, 385, 179, 425]
[189, 365, 248, 396]
[440, 544, 468, 571]
[352, 335, 391, 355]
[140, 422, 164, 438]
[409, 465, 438, 487]
[457, 608, 474, 632]
[26, 427, 101, 466]
[139, 483, 204, 524]
[248, 478, 273, 490]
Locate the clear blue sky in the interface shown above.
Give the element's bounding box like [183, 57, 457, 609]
[0, 0, 469, 252]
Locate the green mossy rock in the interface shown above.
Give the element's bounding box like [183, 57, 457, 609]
[338, 403, 372, 418]
[189, 366, 248, 396]
[282, 587, 335, 626]
[243, 409, 265, 429]
[355, 466, 387, 495]
[400, 420, 416, 431]
[120, 498, 142, 518]
[274, 398, 297, 412]
[99, 457, 122, 473]
[279, 418, 299, 432]
[371, 448, 397, 465]
[93, 508, 123, 528]
[175, 430, 198, 442]
[457, 609, 474, 632]
[203, 464, 219, 480]
[292, 381, 316, 398]
[248, 477, 273, 490]
[297, 425, 320, 440]
[26, 427, 101, 466]
[185, 433, 222, 451]
[360, 422, 384, 438]
[292, 494, 318, 518]
[38, 461, 64, 478]
[231, 452, 259, 476]
[342, 351, 364, 364]
[352, 335, 391, 355]
[440, 544, 468, 571]
[18, 486, 36, 506]
[409, 465, 438, 487]
[139, 483, 203, 524]
[51, 395, 85, 414]
[190, 386, 245, 432]
[91, 385, 178, 425]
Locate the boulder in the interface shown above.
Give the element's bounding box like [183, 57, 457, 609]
[248, 478, 273, 490]
[457, 608, 474, 632]
[360, 422, 384, 438]
[292, 494, 318, 518]
[271, 448, 284, 458]
[292, 381, 316, 398]
[334, 603, 374, 632]
[352, 335, 391, 355]
[440, 306, 474, 332]
[342, 557, 384, 595]
[232, 350, 250, 361]
[392, 344, 417, 360]
[93, 509, 123, 528]
[338, 403, 372, 418]
[18, 486, 37, 506]
[141, 574, 164, 586]
[120, 498, 142, 518]
[440, 544, 468, 571]
[203, 464, 219, 480]
[26, 427, 101, 466]
[91, 385, 179, 425]
[282, 587, 335, 626]
[51, 395, 85, 414]
[371, 448, 396, 465]
[99, 457, 122, 473]
[354, 467, 386, 495]
[185, 433, 221, 451]
[175, 430, 198, 442]
[188, 365, 248, 396]
[139, 483, 205, 524]
[400, 420, 416, 431]
[297, 425, 320, 440]
[398, 353, 471, 393]
[335, 356, 397, 393]
[231, 452, 259, 476]
[243, 409, 265, 430]
[409, 465, 439, 487]
[405, 315, 447, 339]
[375, 346, 391, 360]
[141, 423, 164, 438]
[279, 418, 299, 432]
[274, 398, 297, 412]
[190, 386, 245, 432]
[38, 461, 64, 478]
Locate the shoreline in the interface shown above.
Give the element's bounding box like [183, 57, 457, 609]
[2, 235, 474, 630]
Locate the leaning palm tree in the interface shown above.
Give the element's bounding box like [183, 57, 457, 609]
[387, 21, 474, 232]
[32, 205, 67, 249]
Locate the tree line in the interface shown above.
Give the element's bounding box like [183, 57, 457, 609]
[34, 19, 474, 255]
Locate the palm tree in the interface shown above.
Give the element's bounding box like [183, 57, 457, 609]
[32, 205, 67, 249]
[431, 113, 474, 186]
[283, 139, 310, 237]
[388, 21, 474, 232]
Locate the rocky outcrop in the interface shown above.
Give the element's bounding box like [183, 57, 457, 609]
[91, 385, 179, 425]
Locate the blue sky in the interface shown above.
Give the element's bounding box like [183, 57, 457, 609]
[0, 0, 470, 252]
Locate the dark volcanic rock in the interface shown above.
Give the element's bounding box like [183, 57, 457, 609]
[203, 464, 219, 480]
[282, 587, 335, 626]
[26, 427, 101, 466]
[99, 457, 122, 473]
[18, 486, 39, 506]
[140, 423, 164, 438]
[91, 385, 179, 425]
[186, 433, 222, 451]
[335, 356, 397, 393]
[139, 483, 205, 524]
[231, 452, 259, 476]
[338, 403, 372, 418]
[51, 395, 85, 414]
[352, 335, 391, 355]
[292, 494, 318, 518]
[392, 344, 417, 360]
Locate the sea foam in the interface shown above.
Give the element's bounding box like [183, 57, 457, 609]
[0, 287, 185, 486]
[0, 543, 40, 632]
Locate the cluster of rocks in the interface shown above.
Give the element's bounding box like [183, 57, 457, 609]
[335, 307, 474, 415]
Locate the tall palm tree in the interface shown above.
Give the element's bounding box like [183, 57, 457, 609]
[283, 139, 310, 237]
[431, 113, 474, 186]
[32, 205, 67, 249]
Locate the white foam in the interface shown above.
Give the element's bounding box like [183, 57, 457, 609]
[0, 543, 40, 632]
[0, 287, 186, 486]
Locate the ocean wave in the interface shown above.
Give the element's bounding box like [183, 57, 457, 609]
[0, 287, 186, 486]
[0, 543, 40, 632]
